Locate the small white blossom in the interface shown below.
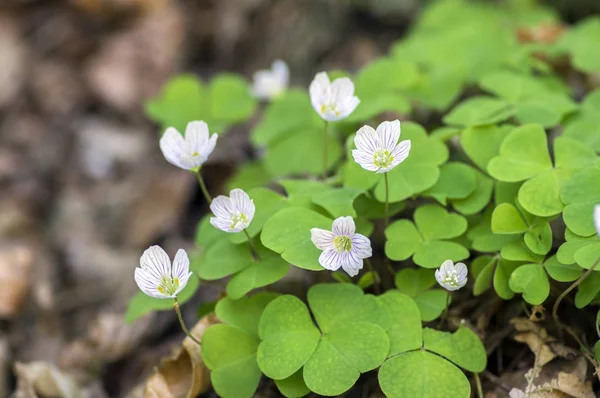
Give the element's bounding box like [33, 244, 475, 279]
[309, 72, 360, 122]
[352, 120, 411, 174]
[210, 189, 255, 233]
[134, 246, 192, 299]
[251, 59, 289, 100]
[311, 216, 372, 277]
[435, 260, 468, 291]
[159, 121, 218, 171]
[594, 205, 600, 236]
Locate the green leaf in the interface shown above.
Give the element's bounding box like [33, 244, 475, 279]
[377, 291, 423, 356]
[451, 171, 494, 215]
[312, 187, 363, 218]
[275, 370, 310, 398]
[487, 124, 552, 182]
[231, 188, 287, 244]
[257, 295, 321, 380]
[226, 161, 274, 192]
[264, 126, 342, 177]
[517, 170, 563, 217]
[226, 255, 289, 299]
[303, 322, 389, 396]
[443, 96, 516, 127]
[125, 277, 199, 323]
[251, 90, 321, 146]
[460, 125, 514, 172]
[394, 268, 436, 296]
[202, 325, 262, 398]
[574, 242, 600, 269]
[379, 350, 471, 398]
[413, 289, 449, 322]
[563, 89, 600, 151]
[196, 239, 254, 280]
[385, 220, 421, 261]
[413, 241, 470, 270]
[472, 255, 497, 296]
[509, 263, 550, 305]
[415, 204, 468, 240]
[261, 207, 332, 271]
[357, 271, 378, 290]
[501, 241, 543, 263]
[575, 272, 600, 308]
[491, 203, 528, 234]
[544, 255, 582, 282]
[524, 222, 552, 255]
[369, 122, 448, 203]
[422, 327, 487, 372]
[558, 17, 600, 73]
[215, 293, 279, 337]
[195, 214, 229, 249]
[209, 74, 256, 124]
[423, 162, 477, 205]
[494, 259, 520, 300]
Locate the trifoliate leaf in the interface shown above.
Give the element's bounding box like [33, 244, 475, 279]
[509, 263, 550, 305]
[494, 259, 520, 300]
[412, 289, 449, 322]
[491, 203, 528, 234]
[195, 239, 254, 280]
[377, 291, 422, 356]
[544, 255, 582, 282]
[422, 327, 487, 372]
[443, 96, 516, 127]
[423, 162, 477, 205]
[226, 255, 289, 300]
[275, 370, 310, 398]
[524, 221, 552, 255]
[451, 170, 494, 215]
[394, 268, 436, 296]
[460, 125, 513, 172]
[312, 187, 363, 218]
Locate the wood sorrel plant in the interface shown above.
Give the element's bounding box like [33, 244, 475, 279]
[127, 1, 600, 397]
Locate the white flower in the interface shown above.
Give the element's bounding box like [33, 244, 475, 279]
[351, 120, 411, 174]
[594, 205, 600, 236]
[309, 72, 360, 122]
[435, 260, 468, 291]
[251, 59, 289, 100]
[310, 216, 372, 277]
[134, 246, 192, 299]
[210, 189, 255, 233]
[159, 121, 218, 171]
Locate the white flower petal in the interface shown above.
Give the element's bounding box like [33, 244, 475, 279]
[455, 262, 468, 284]
[311, 228, 335, 250]
[339, 96, 360, 119]
[330, 77, 355, 102]
[174, 272, 193, 296]
[309, 71, 330, 111]
[595, 205, 600, 236]
[159, 127, 187, 169]
[332, 216, 355, 237]
[200, 133, 218, 159]
[134, 268, 170, 299]
[351, 234, 373, 259]
[210, 217, 237, 232]
[352, 150, 379, 172]
[439, 259, 455, 275]
[318, 248, 343, 272]
[341, 254, 363, 277]
[180, 154, 205, 170]
[140, 246, 171, 280]
[172, 249, 190, 281]
[230, 189, 255, 224]
[377, 120, 401, 151]
[272, 60, 289, 87]
[210, 195, 234, 220]
[184, 121, 210, 153]
[354, 125, 378, 154]
[389, 140, 411, 169]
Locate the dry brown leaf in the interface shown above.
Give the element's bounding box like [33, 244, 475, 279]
[0, 245, 33, 319]
[509, 371, 594, 398]
[511, 318, 577, 367]
[143, 313, 219, 398]
[14, 362, 84, 398]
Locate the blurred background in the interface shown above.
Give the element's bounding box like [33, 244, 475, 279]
[1, 0, 599, 397]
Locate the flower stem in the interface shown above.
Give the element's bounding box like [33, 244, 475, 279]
[173, 297, 201, 346]
[438, 292, 451, 328]
[243, 229, 262, 261]
[553, 256, 600, 335]
[322, 121, 329, 180]
[474, 373, 484, 398]
[384, 172, 390, 228]
[195, 170, 213, 204]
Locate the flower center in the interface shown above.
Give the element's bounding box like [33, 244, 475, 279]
[373, 149, 394, 169]
[230, 212, 249, 229]
[333, 235, 352, 252]
[191, 151, 200, 157]
[441, 270, 460, 287]
[320, 103, 340, 116]
[157, 276, 180, 296]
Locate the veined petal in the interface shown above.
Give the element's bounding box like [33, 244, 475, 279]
[351, 234, 373, 259]
[377, 120, 401, 151]
[332, 216, 355, 237]
[180, 154, 206, 170]
[230, 189, 255, 223]
[455, 262, 468, 282]
[595, 205, 600, 236]
[439, 259, 455, 276]
[210, 217, 237, 232]
[172, 249, 190, 280]
[185, 121, 210, 153]
[210, 195, 234, 220]
[309, 72, 330, 110]
[140, 246, 171, 281]
[135, 268, 170, 299]
[159, 127, 186, 169]
[352, 149, 379, 172]
[311, 228, 335, 250]
[341, 253, 363, 277]
[390, 140, 411, 169]
[354, 125, 378, 154]
[318, 249, 343, 272]
[174, 271, 193, 296]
